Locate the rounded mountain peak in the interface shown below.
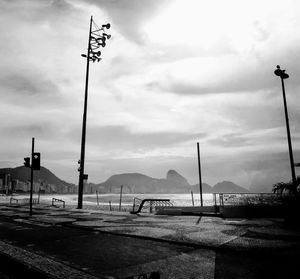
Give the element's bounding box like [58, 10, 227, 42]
[166, 170, 189, 185]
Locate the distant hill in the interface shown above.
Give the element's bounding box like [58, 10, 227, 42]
[191, 183, 213, 193]
[212, 181, 249, 193]
[166, 170, 189, 186]
[0, 166, 249, 194]
[88, 170, 249, 194]
[0, 166, 76, 193]
[101, 173, 158, 193]
[90, 171, 192, 194]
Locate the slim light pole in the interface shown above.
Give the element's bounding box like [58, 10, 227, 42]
[197, 142, 203, 207]
[274, 65, 296, 185]
[30, 137, 34, 216]
[77, 17, 111, 209]
[24, 138, 41, 216]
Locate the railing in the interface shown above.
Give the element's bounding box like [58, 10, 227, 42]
[132, 197, 143, 212]
[216, 193, 283, 207]
[213, 193, 285, 218]
[10, 197, 19, 204]
[52, 198, 65, 208]
[10, 197, 39, 205]
[131, 198, 173, 214]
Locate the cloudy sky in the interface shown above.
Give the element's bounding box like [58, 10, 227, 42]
[1, 0, 300, 191]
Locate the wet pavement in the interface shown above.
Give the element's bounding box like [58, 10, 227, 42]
[0, 202, 300, 278]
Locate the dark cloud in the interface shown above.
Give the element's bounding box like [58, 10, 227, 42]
[147, 45, 300, 96]
[221, 92, 300, 131]
[195, 149, 300, 191]
[245, 151, 300, 192]
[3, 125, 44, 137]
[208, 133, 251, 148]
[0, 123, 70, 142]
[0, 73, 57, 96]
[147, 66, 275, 95]
[85, 0, 169, 43]
[69, 125, 205, 150]
[0, 71, 66, 106]
[0, 0, 77, 23]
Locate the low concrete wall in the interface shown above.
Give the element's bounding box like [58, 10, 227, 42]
[156, 205, 284, 218]
[220, 205, 283, 218]
[155, 206, 219, 215]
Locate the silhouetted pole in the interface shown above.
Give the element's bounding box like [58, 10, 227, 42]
[77, 17, 92, 209]
[29, 137, 34, 216]
[38, 187, 41, 204]
[77, 17, 111, 209]
[197, 142, 203, 206]
[96, 190, 99, 206]
[191, 191, 194, 206]
[274, 65, 296, 185]
[119, 185, 123, 211]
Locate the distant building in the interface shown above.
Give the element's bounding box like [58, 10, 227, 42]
[0, 173, 11, 194]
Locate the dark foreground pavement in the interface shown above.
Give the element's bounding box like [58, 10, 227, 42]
[0, 203, 300, 278]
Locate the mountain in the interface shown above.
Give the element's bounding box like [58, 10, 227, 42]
[166, 170, 189, 186]
[191, 183, 213, 193]
[1, 166, 249, 194]
[98, 173, 158, 193]
[90, 171, 192, 194]
[212, 181, 249, 193]
[89, 170, 249, 194]
[0, 166, 76, 193]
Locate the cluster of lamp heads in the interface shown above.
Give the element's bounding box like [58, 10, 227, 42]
[81, 23, 111, 63]
[274, 65, 289, 79]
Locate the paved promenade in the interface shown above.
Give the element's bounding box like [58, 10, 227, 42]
[0, 201, 299, 278]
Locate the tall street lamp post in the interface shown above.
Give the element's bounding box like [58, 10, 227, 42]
[274, 65, 296, 185]
[197, 142, 203, 207]
[77, 16, 111, 209]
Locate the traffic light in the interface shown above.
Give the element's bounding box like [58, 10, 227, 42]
[32, 152, 40, 170]
[83, 174, 88, 180]
[24, 157, 30, 168]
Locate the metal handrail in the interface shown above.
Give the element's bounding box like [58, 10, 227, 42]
[52, 198, 65, 208]
[132, 197, 143, 211]
[215, 192, 283, 207]
[10, 197, 19, 204]
[10, 197, 39, 205]
[131, 198, 173, 214]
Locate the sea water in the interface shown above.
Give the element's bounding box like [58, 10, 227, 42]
[2, 192, 280, 211]
[83, 192, 281, 208]
[85, 193, 218, 207]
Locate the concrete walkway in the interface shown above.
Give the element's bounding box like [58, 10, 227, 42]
[0, 202, 299, 278]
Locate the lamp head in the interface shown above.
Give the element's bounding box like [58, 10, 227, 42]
[103, 33, 111, 39]
[274, 65, 289, 79]
[97, 37, 106, 42]
[99, 41, 106, 47]
[281, 70, 289, 79]
[91, 51, 101, 57]
[102, 23, 110, 29]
